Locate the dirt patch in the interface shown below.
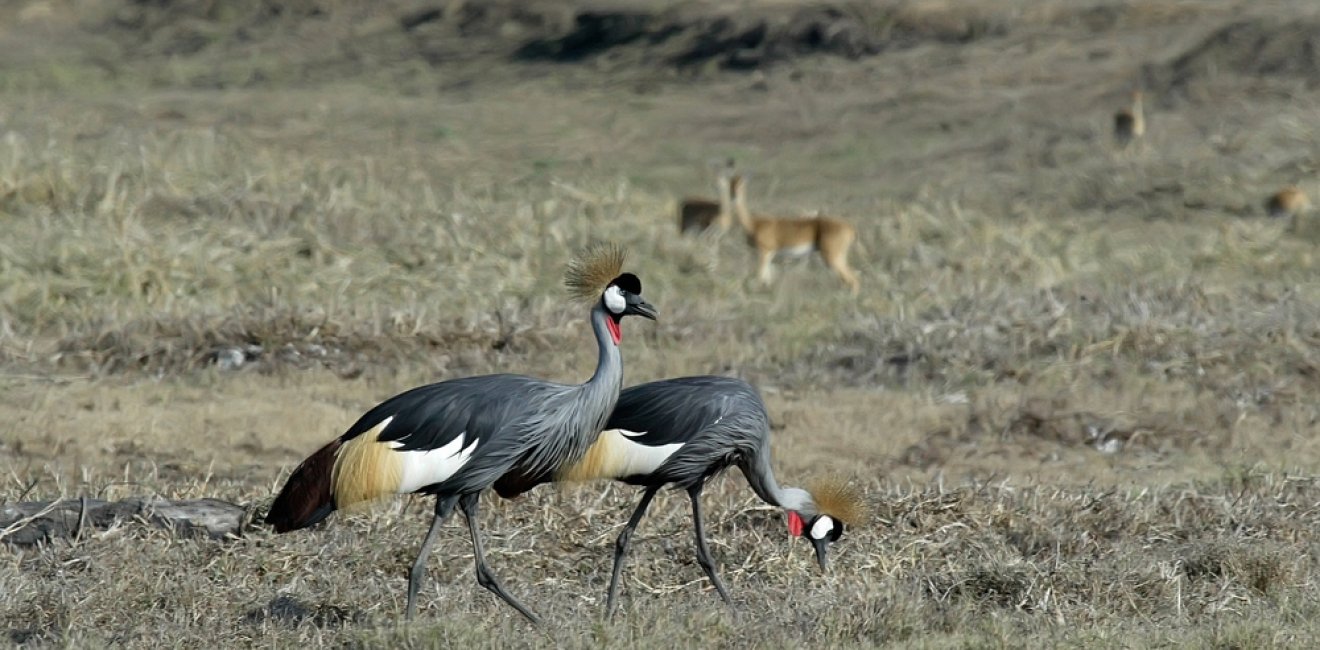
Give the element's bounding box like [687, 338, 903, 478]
[93, 0, 1014, 78]
[100, 0, 337, 56]
[1146, 17, 1320, 99]
[516, 4, 1008, 71]
[1000, 396, 1206, 455]
[51, 305, 529, 376]
[242, 595, 362, 628]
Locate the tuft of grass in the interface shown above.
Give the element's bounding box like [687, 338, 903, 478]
[5, 473, 1320, 647]
[4, 0, 1320, 646]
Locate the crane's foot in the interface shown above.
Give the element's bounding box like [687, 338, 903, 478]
[476, 567, 541, 624]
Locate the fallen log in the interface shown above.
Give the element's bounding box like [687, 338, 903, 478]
[0, 497, 249, 546]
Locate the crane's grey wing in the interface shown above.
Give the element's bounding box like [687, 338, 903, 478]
[436, 378, 578, 494]
[607, 376, 763, 447]
[488, 379, 606, 498]
[617, 376, 770, 489]
[344, 374, 543, 453]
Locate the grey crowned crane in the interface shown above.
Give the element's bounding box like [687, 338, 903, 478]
[495, 375, 865, 616]
[263, 243, 657, 623]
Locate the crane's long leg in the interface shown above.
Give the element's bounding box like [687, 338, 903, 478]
[687, 485, 735, 610]
[605, 485, 660, 618]
[407, 493, 461, 620]
[459, 492, 540, 624]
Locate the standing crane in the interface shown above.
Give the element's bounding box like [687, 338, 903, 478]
[495, 375, 865, 616]
[263, 243, 658, 623]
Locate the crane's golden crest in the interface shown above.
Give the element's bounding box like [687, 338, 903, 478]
[807, 477, 868, 525]
[565, 241, 627, 303]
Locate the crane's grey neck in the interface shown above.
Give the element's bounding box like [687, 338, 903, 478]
[569, 304, 623, 442]
[741, 441, 816, 515]
[502, 303, 623, 486]
[587, 305, 622, 390]
[777, 487, 814, 514]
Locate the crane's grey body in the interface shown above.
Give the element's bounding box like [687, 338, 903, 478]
[395, 306, 626, 621]
[327, 306, 622, 498]
[598, 377, 813, 511]
[269, 295, 652, 623]
[541, 375, 822, 615]
[265, 246, 655, 624]
[494, 306, 624, 486]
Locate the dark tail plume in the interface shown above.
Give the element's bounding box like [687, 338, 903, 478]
[266, 440, 340, 533]
[491, 468, 550, 500]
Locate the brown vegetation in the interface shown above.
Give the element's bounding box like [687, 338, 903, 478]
[4, 0, 1320, 646]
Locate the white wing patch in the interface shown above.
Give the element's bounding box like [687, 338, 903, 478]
[604, 429, 684, 477]
[391, 432, 480, 493]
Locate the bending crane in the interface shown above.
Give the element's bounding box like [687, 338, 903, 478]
[498, 375, 865, 616]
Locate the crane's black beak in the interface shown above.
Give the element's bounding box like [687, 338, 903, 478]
[810, 537, 830, 572]
[625, 295, 658, 320]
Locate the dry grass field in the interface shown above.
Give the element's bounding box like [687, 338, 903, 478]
[5, 0, 1320, 646]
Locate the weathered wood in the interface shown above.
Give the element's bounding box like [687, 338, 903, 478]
[0, 497, 249, 546]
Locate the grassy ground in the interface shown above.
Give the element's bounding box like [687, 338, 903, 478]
[4, 0, 1320, 646]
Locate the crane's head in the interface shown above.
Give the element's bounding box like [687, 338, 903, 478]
[787, 478, 867, 571]
[565, 242, 658, 343]
[787, 510, 846, 571]
[602, 272, 657, 321]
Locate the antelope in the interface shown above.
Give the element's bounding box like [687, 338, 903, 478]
[1266, 186, 1311, 231]
[678, 158, 736, 236]
[720, 170, 861, 294]
[1113, 90, 1145, 149]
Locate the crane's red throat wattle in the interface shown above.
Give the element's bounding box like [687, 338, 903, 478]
[787, 511, 804, 536]
[607, 318, 622, 344]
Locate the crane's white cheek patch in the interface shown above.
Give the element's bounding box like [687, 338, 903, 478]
[391, 433, 479, 493]
[604, 285, 626, 314]
[810, 516, 834, 540]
